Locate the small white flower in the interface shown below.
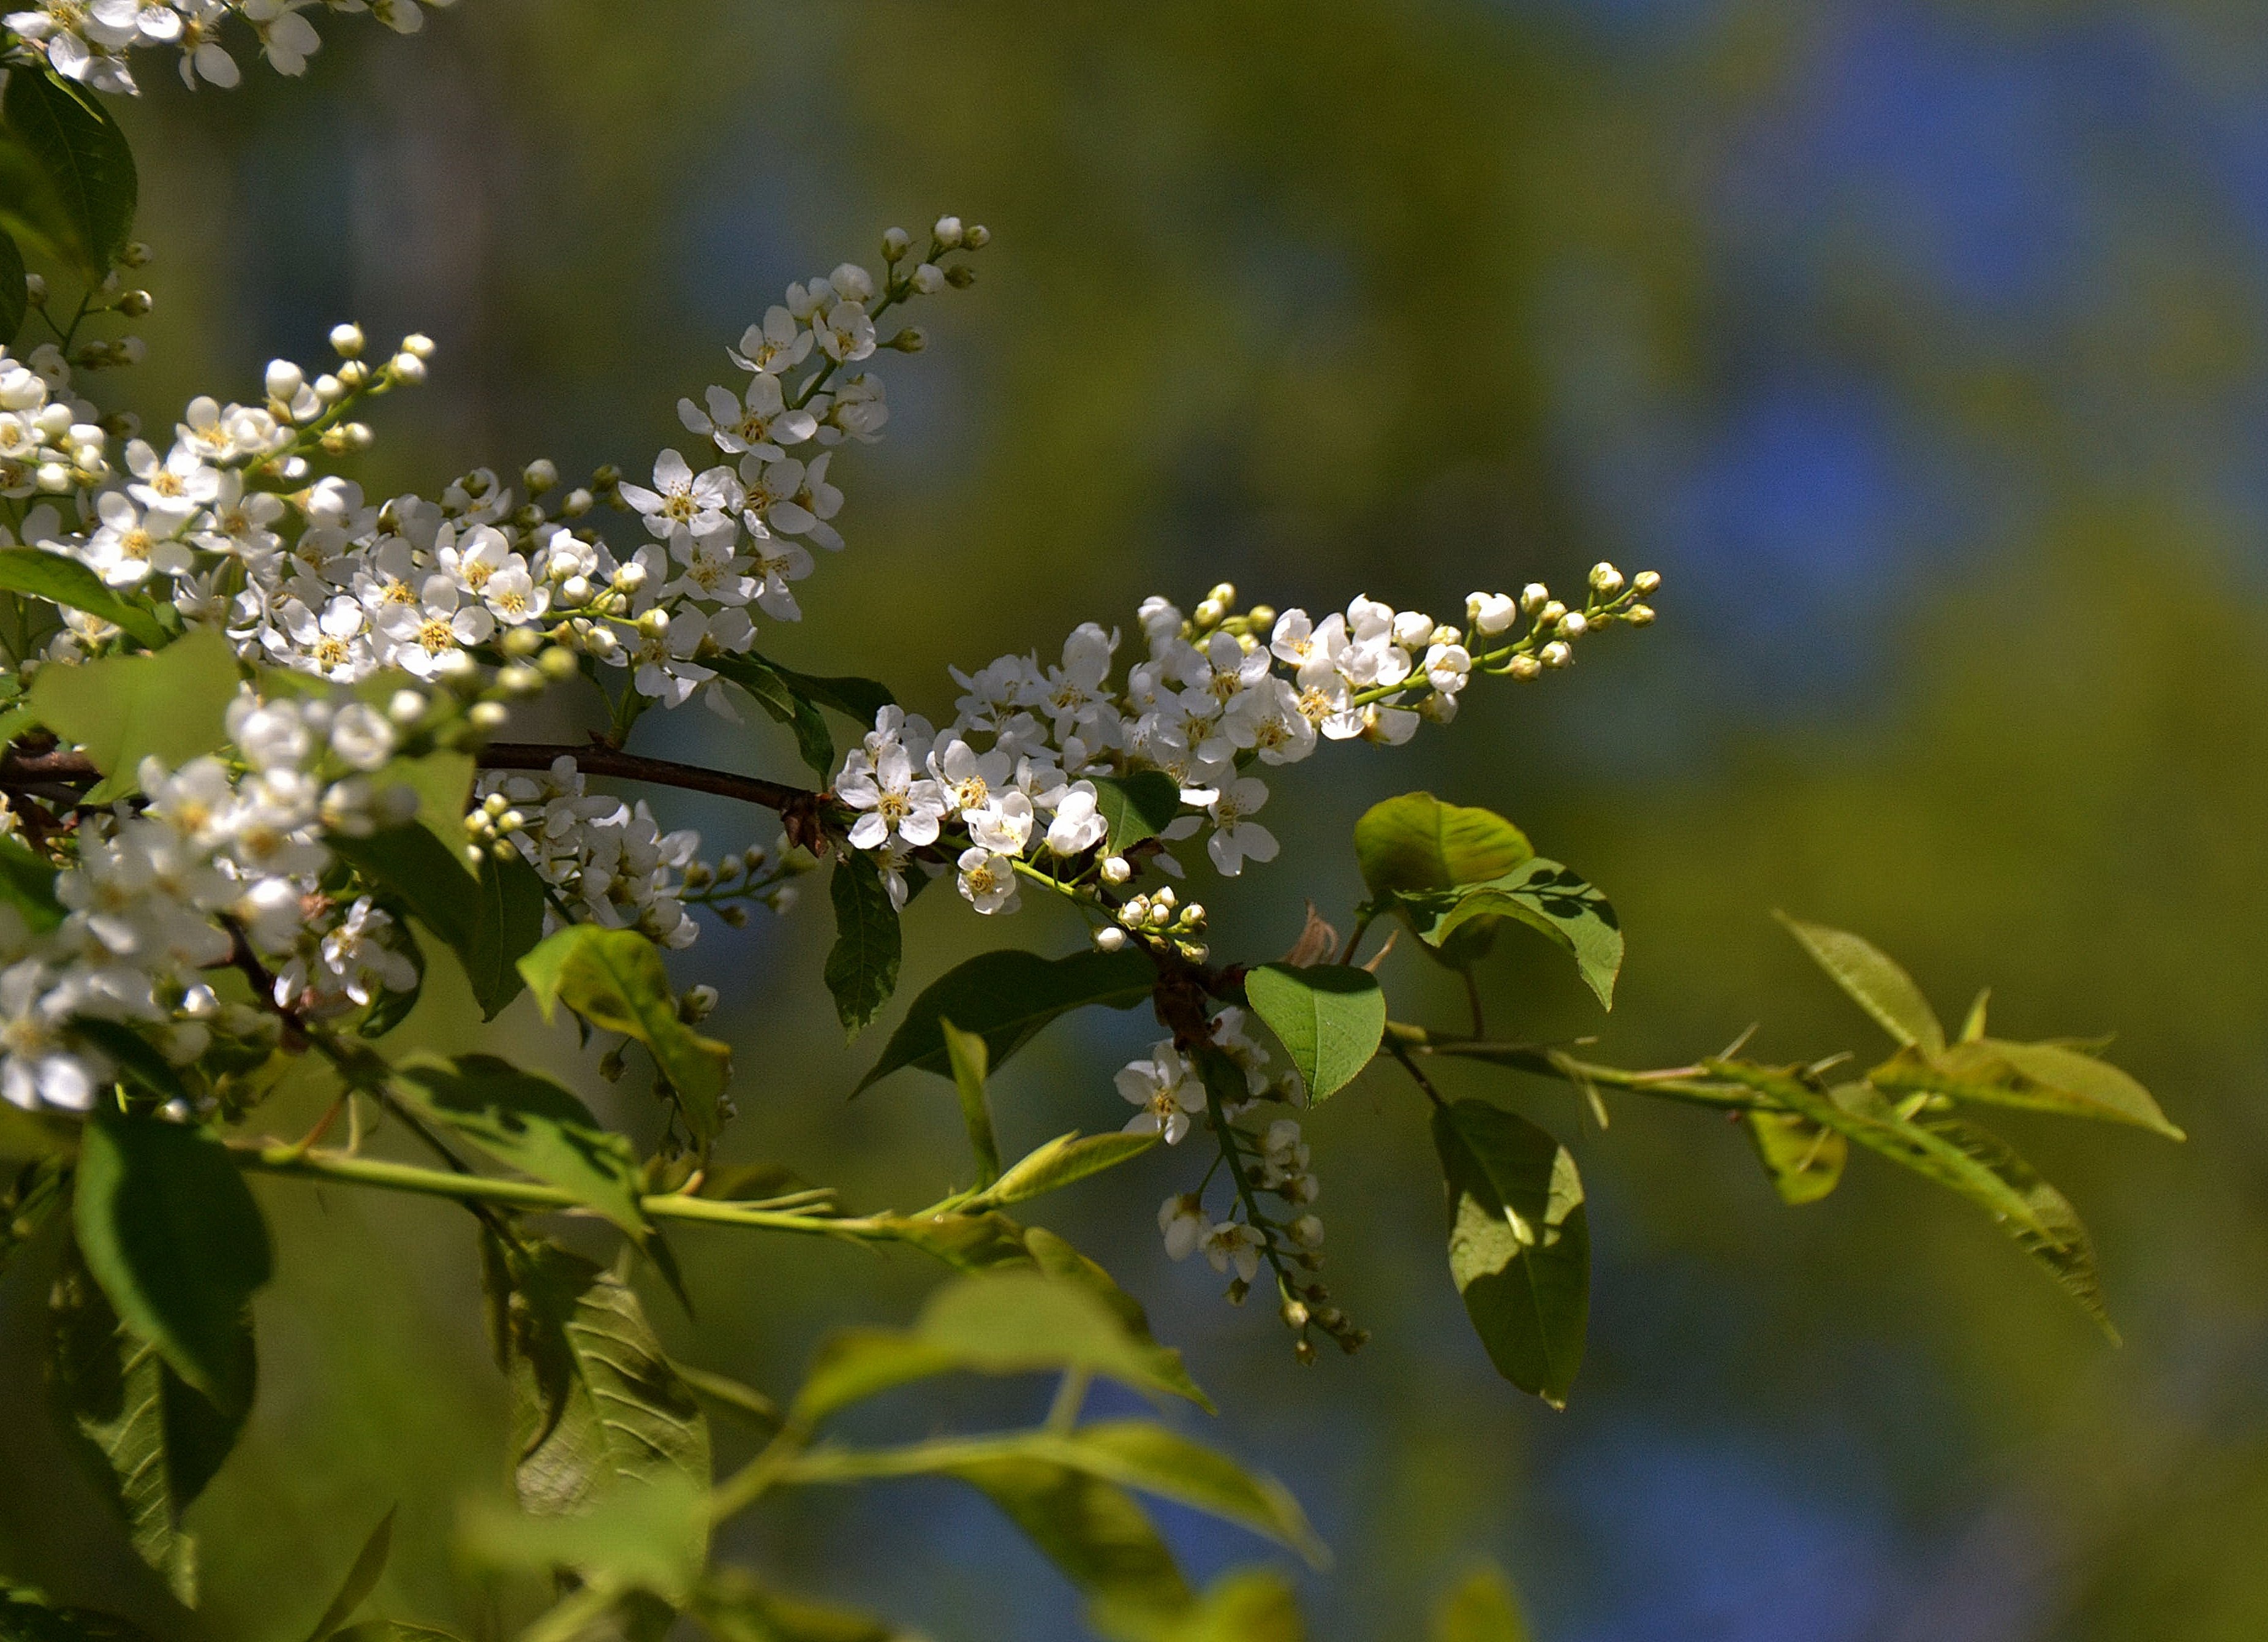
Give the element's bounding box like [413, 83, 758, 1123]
[1205, 777, 1278, 877]
[1043, 781, 1108, 857]
[1116, 1044, 1205, 1144]
[1159, 1194, 1207, 1261]
[1201, 1220, 1263, 1282]
[954, 846, 1021, 915]
[841, 744, 945, 851]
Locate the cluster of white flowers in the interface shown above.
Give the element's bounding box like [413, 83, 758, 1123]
[0, 687, 426, 1111]
[837, 569, 1657, 926]
[3, 0, 444, 95]
[470, 756, 706, 950]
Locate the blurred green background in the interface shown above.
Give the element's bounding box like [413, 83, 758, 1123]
[10, 0, 2268, 1637]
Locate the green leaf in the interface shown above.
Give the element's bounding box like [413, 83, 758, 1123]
[1241, 964, 1385, 1103]
[1869, 1039, 2183, 1140]
[0, 834, 64, 933]
[0, 225, 25, 348]
[69, 1018, 186, 1106]
[519, 926, 731, 1144]
[1775, 915, 1946, 1055]
[459, 1471, 706, 1603]
[73, 1108, 271, 1414]
[1092, 771, 1182, 856]
[1403, 859, 1624, 1009]
[671, 1361, 782, 1434]
[3, 69, 137, 273]
[1353, 792, 1534, 896]
[689, 1569, 904, 1642]
[854, 947, 1155, 1094]
[461, 849, 548, 1021]
[29, 628, 238, 801]
[0, 548, 169, 653]
[304, 1508, 394, 1642]
[1053, 1421, 1326, 1567]
[972, 1130, 1158, 1209]
[1742, 1109, 1847, 1206]
[1021, 1226, 1208, 1410]
[939, 1018, 1000, 1186]
[495, 1242, 711, 1518]
[1094, 1570, 1304, 1642]
[709, 653, 833, 775]
[861, 1210, 1034, 1274]
[793, 1265, 1208, 1426]
[823, 851, 901, 1039]
[370, 750, 474, 854]
[1708, 1061, 2113, 1337]
[393, 1055, 648, 1239]
[950, 1460, 1189, 1622]
[1432, 1564, 1531, 1642]
[329, 1627, 468, 1642]
[0, 1584, 161, 1642]
[328, 823, 480, 950]
[741, 648, 895, 726]
[1431, 1099, 1589, 1408]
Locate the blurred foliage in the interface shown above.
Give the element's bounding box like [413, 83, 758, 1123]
[8, 1, 2268, 1638]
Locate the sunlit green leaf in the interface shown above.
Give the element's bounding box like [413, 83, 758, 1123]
[823, 850, 900, 1039]
[1775, 914, 1946, 1055]
[459, 1470, 706, 1603]
[1431, 1563, 1531, 1642]
[939, 1018, 1000, 1186]
[0, 549, 168, 653]
[1242, 963, 1385, 1103]
[303, 1508, 394, 1642]
[520, 926, 731, 1143]
[393, 1055, 648, 1239]
[1402, 860, 1624, 1009]
[1354, 792, 1533, 896]
[1054, 1421, 1326, 1567]
[29, 628, 240, 801]
[1870, 1038, 2182, 1140]
[855, 947, 1155, 1094]
[73, 1108, 270, 1415]
[1742, 1108, 1848, 1206]
[1092, 771, 1182, 857]
[2, 69, 137, 273]
[972, 1130, 1158, 1209]
[1431, 1098, 1589, 1408]
[863, 1210, 1034, 1273]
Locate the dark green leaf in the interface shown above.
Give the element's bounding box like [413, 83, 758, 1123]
[0, 548, 169, 653]
[1431, 1099, 1589, 1408]
[1402, 859, 1624, 1009]
[823, 851, 900, 1039]
[939, 1018, 1000, 1186]
[519, 926, 731, 1144]
[1775, 914, 1946, 1055]
[1869, 1039, 2182, 1140]
[1432, 1564, 1531, 1642]
[355, 909, 424, 1039]
[328, 1627, 467, 1642]
[855, 947, 1155, 1094]
[972, 1130, 1158, 1209]
[68, 1019, 185, 1106]
[393, 1055, 648, 1238]
[709, 653, 833, 775]
[0, 835, 64, 934]
[327, 825, 478, 952]
[464, 849, 549, 1021]
[459, 1472, 706, 1603]
[0, 225, 24, 347]
[951, 1460, 1189, 1621]
[3, 69, 137, 273]
[72, 1109, 270, 1414]
[303, 1508, 394, 1642]
[1742, 1108, 1847, 1206]
[1092, 771, 1182, 857]
[0, 1585, 160, 1642]
[496, 1243, 711, 1519]
[741, 649, 894, 725]
[1241, 964, 1385, 1103]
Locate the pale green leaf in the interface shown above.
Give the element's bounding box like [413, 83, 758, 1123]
[1353, 792, 1533, 896]
[1431, 1099, 1589, 1407]
[1059, 1421, 1326, 1567]
[1242, 963, 1385, 1103]
[1742, 1108, 1847, 1206]
[939, 1018, 1000, 1186]
[0, 1584, 161, 1641]
[854, 947, 1155, 1094]
[689, 1569, 904, 1642]
[518, 926, 732, 1144]
[1775, 914, 1946, 1054]
[393, 1055, 648, 1238]
[0, 548, 167, 650]
[1432, 1563, 1531, 1642]
[29, 629, 240, 802]
[1094, 1570, 1304, 1642]
[973, 1130, 1159, 1209]
[949, 1461, 1189, 1622]
[459, 1471, 706, 1603]
[1870, 1039, 2182, 1140]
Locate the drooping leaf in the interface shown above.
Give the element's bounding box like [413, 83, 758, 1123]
[0, 834, 63, 933]
[1402, 859, 1624, 1009]
[0, 225, 24, 347]
[393, 1055, 648, 1239]
[855, 947, 1155, 1094]
[519, 926, 732, 1144]
[73, 1108, 271, 1414]
[793, 1266, 1208, 1426]
[0, 1584, 161, 1642]
[1709, 1061, 2113, 1336]
[1742, 1108, 1847, 1206]
[1092, 772, 1183, 857]
[464, 849, 549, 1021]
[1241, 964, 1385, 1103]
[29, 628, 240, 801]
[1431, 1098, 1589, 1408]
[939, 1018, 1000, 1186]
[948, 1460, 1190, 1622]
[973, 1130, 1158, 1209]
[823, 851, 901, 1039]
[741, 648, 895, 727]
[303, 1508, 395, 1642]
[1431, 1564, 1532, 1642]
[459, 1471, 706, 1604]
[1775, 914, 1946, 1055]
[1094, 1570, 1304, 1642]
[2, 69, 137, 273]
[1049, 1422, 1326, 1567]
[495, 1242, 711, 1518]
[709, 652, 833, 775]
[0, 548, 169, 653]
[689, 1568, 904, 1642]
[1869, 1039, 2182, 1140]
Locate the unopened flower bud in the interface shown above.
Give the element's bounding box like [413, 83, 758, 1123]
[341, 421, 374, 450]
[613, 562, 648, 593]
[1280, 1298, 1310, 1330]
[945, 263, 977, 289]
[933, 214, 965, 248]
[265, 359, 305, 401]
[390, 352, 427, 384]
[1100, 855, 1132, 885]
[1538, 600, 1566, 626]
[911, 262, 945, 295]
[1095, 925, 1128, 953]
[1508, 654, 1542, 681]
[637, 608, 670, 638]
[1193, 599, 1224, 629]
[1556, 611, 1587, 639]
[1521, 582, 1551, 613]
[885, 326, 926, 353]
[1634, 569, 1661, 594]
[559, 574, 592, 605]
[681, 983, 719, 1023]
[119, 241, 151, 268]
[314, 373, 343, 403]
[882, 226, 912, 261]
[560, 487, 594, 518]
[964, 224, 991, 249]
[467, 701, 507, 731]
[539, 645, 581, 680]
[336, 359, 370, 390]
[329, 322, 366, 358]
[1625, 603, 1655, 626]
[116, 289, 153, 318]
[1589, 561, 1624, 596]
[1540, 640, 1572, 668]
[23, 273, 45, 305]
[523, 458, 558, 494]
